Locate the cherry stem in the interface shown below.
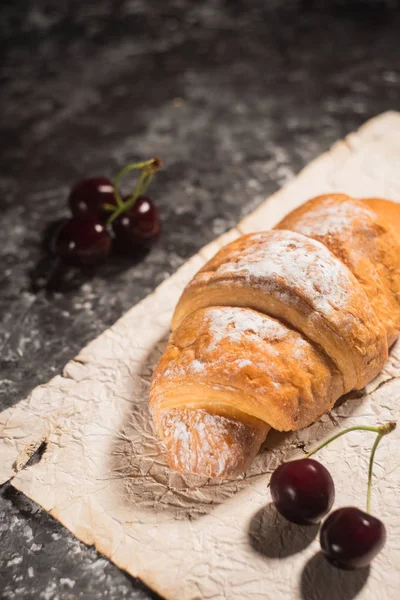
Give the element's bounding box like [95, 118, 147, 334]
[304, 422, 396, 459]
[103, 203, 117, 212]
[305, 421, 396, 514]
[107, 158, 162, 225]
[366, 433, 384, 514]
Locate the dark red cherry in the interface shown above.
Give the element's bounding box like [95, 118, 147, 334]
[270, 458, 335, 524]
[112, 196, 161, 251]
[55, 217, 112, 266]
[68, 177, 115, 219]
[320, 507, 386, 569]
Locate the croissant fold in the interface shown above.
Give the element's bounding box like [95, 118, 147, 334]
[150, 194, 400, 478]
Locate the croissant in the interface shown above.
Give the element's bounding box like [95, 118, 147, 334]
[150, 194, 400, 478]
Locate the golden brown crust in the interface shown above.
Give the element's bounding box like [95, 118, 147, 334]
[151, 194, 400, 478]
[277, 194, 400, 346]
[151, 306, 344, 431]
[158, 407, 269, 478]
[172, 229, 387, 390]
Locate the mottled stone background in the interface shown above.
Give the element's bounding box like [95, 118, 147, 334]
[1, 1, 400, 598]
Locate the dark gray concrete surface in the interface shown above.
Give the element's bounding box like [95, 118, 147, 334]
[1, 1, 400, 598]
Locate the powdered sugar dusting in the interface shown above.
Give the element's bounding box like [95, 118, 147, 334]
[204, 307, 310, 377]
[216, 230, 357, 316]
[193, 420, 211, 453]
[162, 366, 185, 378]
[163, 410, 256, 477]
[207, 307, 287, 351]
[236, 359, 252, 368]
[289, 197, 376, 237]
[191, 359, 205, 373]
[291, 345, 308, 361]
[162, 307, 311, 382]
[161, 360, 206, 380]
[171, 420, 190, 447]
[164, 414, 191, 469]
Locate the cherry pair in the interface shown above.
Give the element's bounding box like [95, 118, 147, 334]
[270, 421, 396, 569]
[55, 159, 162, 266]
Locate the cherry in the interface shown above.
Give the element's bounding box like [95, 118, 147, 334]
[270, 458, 335, 524]
[55, 217, 112, 266]
[320, 507, 386, 569]
[55, 158, 162, 268]
[112, 196, 161, 251]
[69, 177, 115, 219]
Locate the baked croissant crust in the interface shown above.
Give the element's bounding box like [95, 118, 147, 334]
[150, 194, 400, 478]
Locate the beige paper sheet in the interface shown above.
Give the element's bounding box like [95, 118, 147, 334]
[1, 112, 400, 600]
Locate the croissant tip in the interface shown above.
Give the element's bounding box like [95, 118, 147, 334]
[160, 408, 268, 479]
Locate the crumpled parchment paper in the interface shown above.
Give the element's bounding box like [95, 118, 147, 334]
[1, 112, 400, 600]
